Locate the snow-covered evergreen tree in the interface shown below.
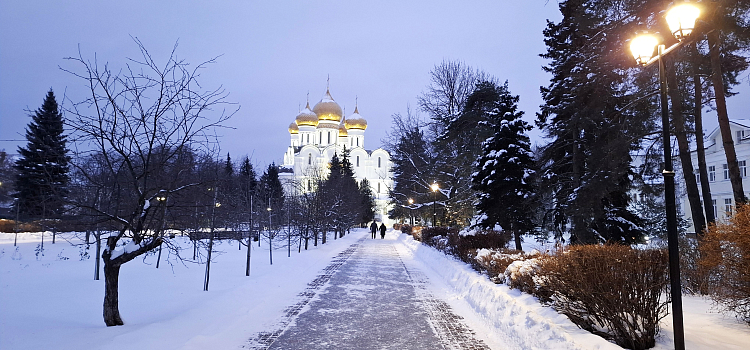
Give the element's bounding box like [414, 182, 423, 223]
[14, 89, 70, 220]
[538, 0, 645, 244]
[471, 81, 535, 250]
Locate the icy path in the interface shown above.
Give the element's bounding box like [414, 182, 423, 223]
[246, 236, 491, 350]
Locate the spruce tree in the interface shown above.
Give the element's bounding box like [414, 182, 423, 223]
[14, 90, 70, 220]
[358, 178, 376, 225]
[538, 0, 645, 244]
[471, 82, 535, 250]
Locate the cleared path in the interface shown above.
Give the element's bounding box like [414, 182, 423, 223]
[246, 234, 491, 350]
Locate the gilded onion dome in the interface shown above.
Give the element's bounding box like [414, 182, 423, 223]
[338, 122, 348, 136]
[344, 105, 368, 130]
[295, 102, 318, 127]
[313, 88, 343, 122]
[288, 121, 299, 134]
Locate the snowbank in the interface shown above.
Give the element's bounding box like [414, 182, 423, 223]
[397, 233, 624, 350]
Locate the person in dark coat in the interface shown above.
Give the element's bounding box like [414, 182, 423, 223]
[379, 222, 386, 239]
[370, 221, 378, 239]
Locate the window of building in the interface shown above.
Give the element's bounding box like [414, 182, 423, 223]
[713, 199, 717, 218]
[308, 153, 311, 165]
[378, 157, 381, 168]
[356, 156, 360, 167]
[740, 160, 747, 178]
[351, 138, 353, 147]
[377, 182, 380, 193]
[327, 132, 331, 144]
[319, 132, 322, 144]
[306, 134, 309, 144]
[308, 179, 311, 191]
[695, 169, 700, 183]
[356, 138, 359, 147]
[709, 165, 716, 182]
[737, 130, 746, 144]
[725, 198, 733, 215]
[724, 164, 729, 180]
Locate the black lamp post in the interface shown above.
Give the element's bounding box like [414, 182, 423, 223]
[408, 198, 414, 226]
[629, 3, 700, 349]
[430, 183, 439, 227]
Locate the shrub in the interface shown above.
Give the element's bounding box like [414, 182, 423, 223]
[475, 248, 528, 284]
[505, 255, 551, 300]
[537, 245, 669, 350]
[700, 204, 750, 324]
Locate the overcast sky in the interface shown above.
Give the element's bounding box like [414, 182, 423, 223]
[1, 1, 748, 169]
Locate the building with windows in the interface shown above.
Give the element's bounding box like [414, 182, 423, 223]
[279, 87, 394, 223]
[682, 119, 750, 232]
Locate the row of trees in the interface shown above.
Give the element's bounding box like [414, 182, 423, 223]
[388, 0, 750, 247]
[6, 39, 377, 327]
[386, 63, 537, 249]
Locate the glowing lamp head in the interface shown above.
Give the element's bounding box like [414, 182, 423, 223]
[408, 198, 414, 205]
[430, 183, 439, 192]
[666, 2, 700, 40]
[630, 33, 659, 65]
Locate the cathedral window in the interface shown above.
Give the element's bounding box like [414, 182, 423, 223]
[308, 153, 311, 165]
[378, 157, 381, 168]
[377, 182, 381, 193]
[328, 132, 331, 144]
[356, 138, 359, 147]
[356, 156, 360, 167]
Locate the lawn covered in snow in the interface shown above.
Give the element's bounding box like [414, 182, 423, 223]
[1, 230, 749, 350]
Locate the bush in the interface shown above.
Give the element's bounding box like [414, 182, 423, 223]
[700, 204, 750, 324]
[420, 227, 511, 268]
[475, 248, 529, 284]
[537, 245, 669, 350]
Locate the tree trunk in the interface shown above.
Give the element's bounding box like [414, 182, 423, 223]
[708, 30, 745, 205]
[692, 43, 715, 229]
[103, 262, 123, 326]
[513, 230, 522, 251]
[666, 60, 706, 234]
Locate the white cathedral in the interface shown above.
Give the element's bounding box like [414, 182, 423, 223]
[279, 87, 394, 224]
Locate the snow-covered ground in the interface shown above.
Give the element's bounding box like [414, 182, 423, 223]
[1, 230, 749, 349]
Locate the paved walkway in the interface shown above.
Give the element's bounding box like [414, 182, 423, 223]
[246, 235, 491, 350]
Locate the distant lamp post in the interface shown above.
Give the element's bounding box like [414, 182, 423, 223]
[430, 182, 439, 227]
[267, 206, 272, 230]
[408, 198, 414, 226]
[629, 3, 699, 350]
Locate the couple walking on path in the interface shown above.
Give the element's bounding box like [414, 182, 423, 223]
[370, 221, 386, 239]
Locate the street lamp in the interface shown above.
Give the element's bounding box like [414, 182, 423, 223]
[430, 182, 439, 227]
[408, 198, 414, 226]
[629, 3, 700, 350]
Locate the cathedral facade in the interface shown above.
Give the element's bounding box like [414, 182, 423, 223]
[279, 87, 394, 224]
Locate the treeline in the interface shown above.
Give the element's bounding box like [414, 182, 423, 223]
[388, 0, 750, 247]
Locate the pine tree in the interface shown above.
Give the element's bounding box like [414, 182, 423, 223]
[358, 178, 376, 225]
[538, 0, 646, 244]
[471, 82, 536, 250]
[14, 90, 70, 220]
[388, 126, 433, 222]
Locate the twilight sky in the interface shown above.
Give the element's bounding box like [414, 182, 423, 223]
[1, 1, 747, 169]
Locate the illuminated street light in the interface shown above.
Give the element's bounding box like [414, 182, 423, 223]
[408, 198, 414, 226]
[430, 183, 439, 227]
[666, 2, 701, 40]
[628, 3, 699, 349]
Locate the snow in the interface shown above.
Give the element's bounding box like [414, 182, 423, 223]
[109, 240, 142, 260]
[1, 230, 749, 350]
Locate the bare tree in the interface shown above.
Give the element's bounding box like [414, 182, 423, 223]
[62, 38, 235, 326]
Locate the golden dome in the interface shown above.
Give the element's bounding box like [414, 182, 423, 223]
[344, 106, 367, 130]
[295, 102, 318, 127]
[313, 89, 343, 122]
[338, 123, 348, 136]
[288, 122, 299, 134]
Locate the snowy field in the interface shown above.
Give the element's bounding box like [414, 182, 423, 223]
[1, 229, 749, 350]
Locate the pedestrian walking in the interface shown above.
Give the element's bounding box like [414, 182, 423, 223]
[370, 221, 378, 239]
[379, 222, 386, 239]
